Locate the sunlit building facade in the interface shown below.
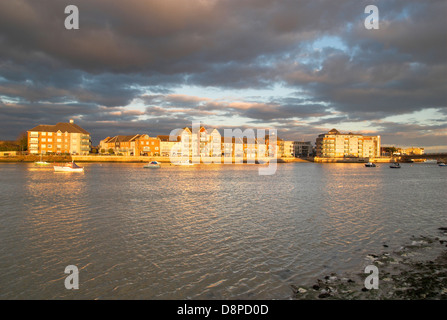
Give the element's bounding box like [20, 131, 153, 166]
[316, 129, 380, 159]
[28, 119, 91, 155]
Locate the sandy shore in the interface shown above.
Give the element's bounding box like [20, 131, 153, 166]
[291, 228, 447, 300]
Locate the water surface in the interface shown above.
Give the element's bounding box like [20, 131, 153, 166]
[0, 162, 445, 299]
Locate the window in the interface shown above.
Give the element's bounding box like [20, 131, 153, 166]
[47, 145, 52, 148]
[42, 132, 46, 136]
[57, 132, 62, 136]
[151, 142, 154, 145]
[57, 139, 62, 142]
[41, 144, 46, 149]
[41, 138, 46, 142]
[48, 132, 53, 136]
[48, 138, 53, 142]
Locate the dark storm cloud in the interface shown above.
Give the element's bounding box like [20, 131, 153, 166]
[0, 0, 446, 148]
[140, 93, 332, 122]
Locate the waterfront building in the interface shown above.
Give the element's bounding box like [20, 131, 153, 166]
[316, 128, 380, 159]
[28, 119, 91, 155]
[100, 134, 160, 156]
[161, 126, 282, 161]
[209, 129, 222, 157]
[292, 141, 313, 157]
[283, 141, 295, 158]
[157, 135, 181, 157]
[403, 147, 425, 155]
[242, 137, 257, 160]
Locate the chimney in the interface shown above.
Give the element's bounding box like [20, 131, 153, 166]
[69, 119, 74, 124]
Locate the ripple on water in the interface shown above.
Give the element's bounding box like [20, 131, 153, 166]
[0, 162, 446, 299]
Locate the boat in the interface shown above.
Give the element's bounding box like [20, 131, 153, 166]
[390, 162, 401, 169]
[175, 160, 195, 166]
[365, 162, 376, 167]
[439, 163, 446, 167]
[35, 161, 50, 166]
[54, 161, 84, 172]
[143, 161, 161, 168]
[34, 153, 50, 166]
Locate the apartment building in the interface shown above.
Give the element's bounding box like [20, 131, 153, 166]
[28, 119, 91, 155]
[164, 126, 283, 160]
[283, 141, 295, 157]
[316, 128, 380, 158]
[293, 141, 313, 157]
[100, 134, 160, 156]
[157, 135, 181, 157]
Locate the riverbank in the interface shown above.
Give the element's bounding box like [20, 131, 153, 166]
[291, 228, 447, 299]
[0, 155, 311, 163]
[0, 154, 72, 162]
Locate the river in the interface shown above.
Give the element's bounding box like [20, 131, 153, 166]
[0, 162, 445, 299]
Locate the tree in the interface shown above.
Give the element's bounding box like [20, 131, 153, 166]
[108, 148, 114, 154]
[16, 131, 28, 152]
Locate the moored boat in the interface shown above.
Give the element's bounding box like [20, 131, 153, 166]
[175, 160, 195, 166]
[54, 161, 84, 172]
[34, 161, 50, 166]
[390, 162, 401, 169]
[34, 153, 50, 166]
[365, 162, 376, 167]
[439, 163, 446, 167]
[143, 161, 161, 168]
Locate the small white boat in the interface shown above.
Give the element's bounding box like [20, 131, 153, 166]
[175, 160, 195, 166]
[34, 153, 50, 166]
[34, 161, 50, 166]
[439, 163, 446, 167]
[143, 161, 161, 168]
[54, 161, 84, 172]
[365, 162, 376, 167]
[390, 162, 401, 169]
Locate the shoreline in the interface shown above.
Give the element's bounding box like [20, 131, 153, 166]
[0, 155, 313, 164]
[291, 228, 447, 300]
[0, 155, 427, 164]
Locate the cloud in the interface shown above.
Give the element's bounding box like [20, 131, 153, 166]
[0, 0, 446, 149]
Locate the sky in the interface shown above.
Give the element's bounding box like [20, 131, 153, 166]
[0, 0, 446, 151]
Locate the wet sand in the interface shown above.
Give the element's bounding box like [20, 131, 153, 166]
[292, 228, 447, 300]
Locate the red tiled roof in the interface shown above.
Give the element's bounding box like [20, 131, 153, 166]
[29, 122, 90, 135]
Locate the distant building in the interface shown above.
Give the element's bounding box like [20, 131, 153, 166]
[292, 141, 313, 157]
[100, 134, 160, 156]
[403, 147, 424, 155]
[28, 119, 91, 155]
[157, 135, 181, 157]
[316, 128, 380, 159]
[283, 141, 295, 157]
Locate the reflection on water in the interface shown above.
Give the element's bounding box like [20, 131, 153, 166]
[0, 162, 446, 299]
